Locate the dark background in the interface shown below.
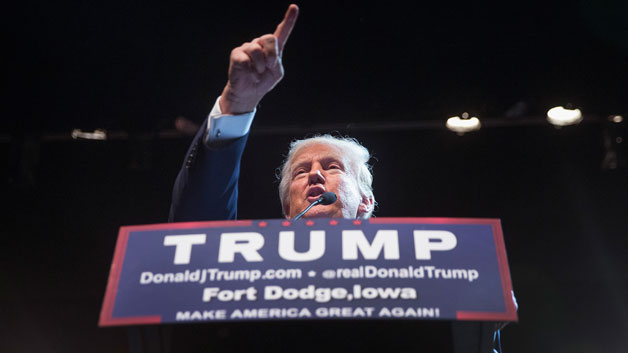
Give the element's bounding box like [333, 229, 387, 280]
[2, 1, 627, 352]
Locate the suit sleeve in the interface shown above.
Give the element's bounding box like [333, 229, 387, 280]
[168, 119, 249, 222]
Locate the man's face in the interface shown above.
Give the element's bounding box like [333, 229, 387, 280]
[285, 143, 370, 219]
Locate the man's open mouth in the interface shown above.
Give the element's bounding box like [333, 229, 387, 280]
[306, 186, 325, 202]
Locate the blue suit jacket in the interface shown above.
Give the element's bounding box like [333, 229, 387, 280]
[168, 120, 249, 222]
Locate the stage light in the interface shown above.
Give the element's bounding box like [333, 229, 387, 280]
[446, 112, 481, 135]
[546, 106, 582, 126]
[71, 129, 107, 140]
[609, 115, 623, 124]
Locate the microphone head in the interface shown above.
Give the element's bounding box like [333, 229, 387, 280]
[318, 192, 337, 205]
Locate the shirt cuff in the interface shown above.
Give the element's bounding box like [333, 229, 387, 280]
[204, 96, 256, 146]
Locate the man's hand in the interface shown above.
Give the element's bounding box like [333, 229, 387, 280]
[219, 4, 299, 115]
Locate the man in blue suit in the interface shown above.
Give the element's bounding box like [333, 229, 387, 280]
[169, 4, 375, 223]
[163, 6, 512, 353]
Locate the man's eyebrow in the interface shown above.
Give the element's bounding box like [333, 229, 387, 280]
[291, 154, 344, 170]
[292, 159, 310, 168]
[290, 160, 310, 174]
[320, 156, 344, 165]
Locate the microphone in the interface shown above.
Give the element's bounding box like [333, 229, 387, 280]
[293, 192, 337, 220]
[317, 192, 337, 205]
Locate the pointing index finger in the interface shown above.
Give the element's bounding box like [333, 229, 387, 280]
[274, 4, 299, 54]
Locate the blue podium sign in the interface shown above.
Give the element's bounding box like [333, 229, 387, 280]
[99, 218, 517, 326]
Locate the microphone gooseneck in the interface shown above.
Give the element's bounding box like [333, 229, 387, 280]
[293, 192, 337, 220]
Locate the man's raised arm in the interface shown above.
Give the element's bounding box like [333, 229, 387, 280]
[169, 4, 299, 222]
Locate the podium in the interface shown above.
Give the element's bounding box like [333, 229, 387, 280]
[100, 218, 517, 352]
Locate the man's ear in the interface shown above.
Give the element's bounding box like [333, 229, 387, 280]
[357, 195, 374, 218]
[283, 203, 291, 219]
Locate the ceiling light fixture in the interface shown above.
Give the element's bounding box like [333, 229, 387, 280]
[546, 106, 582, 127]
[446, 112, 481, 135]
